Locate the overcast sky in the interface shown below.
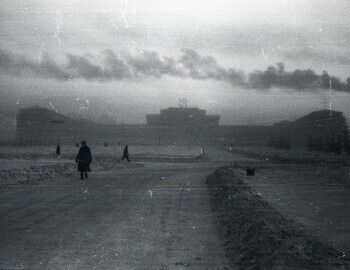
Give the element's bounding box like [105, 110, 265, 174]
[1, 0, 350, 124]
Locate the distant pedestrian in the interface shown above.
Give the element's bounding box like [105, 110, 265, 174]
[200, 147, 207, 157]
[230, 142, 234, 151]
[56, 144, 61, 156]
[75, 141, 92, 179]
[120, 145, 130, 162]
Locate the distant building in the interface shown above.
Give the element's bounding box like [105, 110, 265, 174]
[15, 106, 348, 149]
[147, 107, 220, 126]
[269, 109, 349, 148]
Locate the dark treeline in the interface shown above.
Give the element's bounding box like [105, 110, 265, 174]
[307, 131, 350, 154]
[267, 135, 291, 150]
[268, 131, 350, 154]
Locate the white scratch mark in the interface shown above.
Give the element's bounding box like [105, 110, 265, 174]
[75, 98, 89, 111]
[38, 51, 42, 62]
[49, 102, 57, 112]
[120, 0, 130, 29]
[261, 48, 268, 60]
[54, 10, 63, 48]
[149, 189, 153, 198]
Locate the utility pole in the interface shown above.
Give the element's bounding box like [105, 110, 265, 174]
[329, 78, 333, 116]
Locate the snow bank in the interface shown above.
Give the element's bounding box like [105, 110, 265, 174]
[206, 166, 349, 269]
[0, 158, 143, 186]
[0, 163, 74, 184]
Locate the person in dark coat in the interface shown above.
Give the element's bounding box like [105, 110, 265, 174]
[56, 144, 61, 156]
[120, 145, 130, 162]
[75, 141, 92, 179]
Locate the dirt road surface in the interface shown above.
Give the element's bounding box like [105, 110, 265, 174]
[0, 162, 230, 269]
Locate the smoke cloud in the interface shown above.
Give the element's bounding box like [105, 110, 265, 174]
[0, 48, 349, 92]
[0, 49, 71, 80]
[248, 62, 350, 92]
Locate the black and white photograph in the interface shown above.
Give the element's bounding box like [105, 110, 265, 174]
[1, 0, 350, 269]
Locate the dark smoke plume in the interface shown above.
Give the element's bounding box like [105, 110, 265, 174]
[248, 62, 350, 92]
[0, 48, 349, 92]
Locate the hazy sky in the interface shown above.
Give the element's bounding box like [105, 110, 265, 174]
[2, 0, 350, 27]
[1, 0, 350, 124]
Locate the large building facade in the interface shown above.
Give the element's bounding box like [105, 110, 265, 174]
[16, 106, 347, 148]
[146, 107, 220, 126]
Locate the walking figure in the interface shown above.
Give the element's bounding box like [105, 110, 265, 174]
[200, 146, 207, 158]
[75, 141, 92, 179]
[56, 144, 61, 156]
[120, 145, 130, 162]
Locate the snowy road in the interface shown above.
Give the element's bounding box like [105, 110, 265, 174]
[0, 163, 229, 269]
[2, 147, 349, 268]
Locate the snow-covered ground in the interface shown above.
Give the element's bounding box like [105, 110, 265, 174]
[207, 166, 349, 269]
[0, 145, 202, 186]
[0, 145, 202, 158]
[1, 145, 350, 268]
